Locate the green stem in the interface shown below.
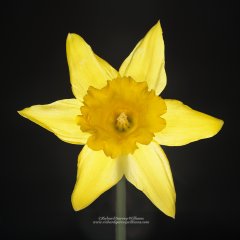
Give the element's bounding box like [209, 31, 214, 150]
[116, 177, 126, 240]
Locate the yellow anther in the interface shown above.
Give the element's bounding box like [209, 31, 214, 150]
[116, 112, 130, 131]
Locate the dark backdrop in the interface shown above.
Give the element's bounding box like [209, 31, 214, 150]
[2, 0, 239, 239]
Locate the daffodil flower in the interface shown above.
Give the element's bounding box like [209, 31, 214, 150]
[18, 21, 223, 218]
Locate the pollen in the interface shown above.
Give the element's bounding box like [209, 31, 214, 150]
[116, 112, 130, 131]
[77, 77, 167, 158]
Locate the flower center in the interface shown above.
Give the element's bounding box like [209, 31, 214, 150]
[77, 77, 166, 158]
[116, 112, 130, 131]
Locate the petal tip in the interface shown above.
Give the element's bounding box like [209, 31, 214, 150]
[160, 201, 176, 219]
[220, 119, 224, 127]
[155, 20, 163, 33]
[162, 205, 176, 219]
[213, 118, 224, 136]
[71, 193, 82, 212]
[207, 117, 224, 139]
[66, 33, 71, 41]
[168, 209, 176, 219]
[66, 33, 74, 41]
[17, 108, 27, 117]
[66, 33, 82, 44]
[17, 109, 22, 115]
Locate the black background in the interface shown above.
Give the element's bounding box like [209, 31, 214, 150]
[2, 0, 239, 239]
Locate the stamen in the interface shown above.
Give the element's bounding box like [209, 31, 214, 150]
[116, 112, 130, 131]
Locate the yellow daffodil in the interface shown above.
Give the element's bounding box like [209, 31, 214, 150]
[18, 21, 223, 218]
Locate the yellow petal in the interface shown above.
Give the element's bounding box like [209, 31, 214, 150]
[119, 21, 166, 95]
[72, 146, 123, 211]
[124, 142, 176, 218]
[66, 33, 119, 100]
[18, 99, 89, 144]
[155, 99, 224, 146]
